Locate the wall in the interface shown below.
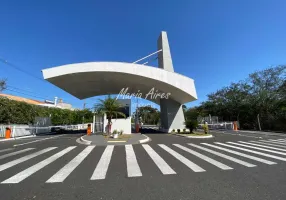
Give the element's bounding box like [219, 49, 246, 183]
[0, 125, 35, 138]
[103, 114, 131, 134]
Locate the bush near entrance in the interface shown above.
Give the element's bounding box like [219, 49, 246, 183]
[185, 120, 198, 133]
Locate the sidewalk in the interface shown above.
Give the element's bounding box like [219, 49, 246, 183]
[78, 133, 150, 146]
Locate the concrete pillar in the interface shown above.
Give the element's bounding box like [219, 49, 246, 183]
[157, 31, 185, 132]
[160, 98, 185, 132]
[157, 31, 174, 72]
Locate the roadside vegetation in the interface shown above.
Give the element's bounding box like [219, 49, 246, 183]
[185, 66, 286, 132]
[0, 97, 93, 125]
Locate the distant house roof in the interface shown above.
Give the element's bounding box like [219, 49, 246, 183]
[0, 93, 44, 105]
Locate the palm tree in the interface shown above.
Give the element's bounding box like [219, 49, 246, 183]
[94, 95, 126, 135]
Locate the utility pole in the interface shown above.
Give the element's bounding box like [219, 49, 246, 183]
[82, 102, 86, 125]
[257, 114, 262, 131]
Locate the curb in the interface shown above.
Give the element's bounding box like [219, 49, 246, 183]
[0, 135, 36, 142]
[0, 138, 15, 142]
[139, 134, 151, 143]
[173, 134, 213, 139]
[15, 135, 36, 140]
[80, 136, 92, 145]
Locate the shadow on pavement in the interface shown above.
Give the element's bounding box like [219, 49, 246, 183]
[139, 128, 166, 134]
[36, 130, 86, 137]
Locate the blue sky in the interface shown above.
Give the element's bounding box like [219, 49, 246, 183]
[0, 0, 286, 112]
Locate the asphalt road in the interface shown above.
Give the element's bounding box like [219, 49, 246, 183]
[0, 130, 286, 200]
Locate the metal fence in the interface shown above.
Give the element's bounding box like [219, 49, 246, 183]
[198, 122, 234, 130]
[197, 116, 219, 124]
[0, 123, 90, 138]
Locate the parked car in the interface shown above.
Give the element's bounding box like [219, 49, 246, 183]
[51, 126, 66, 134]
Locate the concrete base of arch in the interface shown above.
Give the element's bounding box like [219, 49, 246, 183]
[160, 98, 186, 132]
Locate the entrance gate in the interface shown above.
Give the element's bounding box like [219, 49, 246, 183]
[93, 115, 104, 133]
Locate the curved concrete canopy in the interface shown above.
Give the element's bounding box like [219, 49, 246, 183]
[42, 62, 197, 104]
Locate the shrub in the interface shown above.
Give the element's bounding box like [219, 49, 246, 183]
[183, 128, 186, 133]
[172, 129, 175, 132]
[203, 124, 209, 134]
[119, 130, 124, 135]
[112, 129, 118, 134]
[185, 120, 198, 133]
[177, 129, 180, 133]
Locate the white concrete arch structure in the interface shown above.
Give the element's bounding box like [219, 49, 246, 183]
[42, 31, 198, 132]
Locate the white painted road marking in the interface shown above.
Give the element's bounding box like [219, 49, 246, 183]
[0, 147, 57, 172]
[2, 146, 76, 184]
[227, 142, 286, 156]
[174, 144, 233, 170]
[142, 144, 176, 175]
[13, 135, 64, 147]
[268, 139, 286, 141]
[91, 145, 114, 180]
[189, 143, 256, 167]
[238, 141, 286, 152]
[159, 144, 205, 172]
[125, 145, 142, 177]
[217, 132, 260, 138]
[258, 140, 286, 145]
[251, 141, 286, 148]
[201, 143, 276, 165]
[215, 142, 286, 161]
[0, 148, 14, 153]
[0, 148, 35, 160]
[47, 146, 95, 183]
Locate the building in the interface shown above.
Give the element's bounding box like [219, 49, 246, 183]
[0, 93, 74, 110]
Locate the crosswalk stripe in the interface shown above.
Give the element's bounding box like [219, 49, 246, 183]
[173, 144, 233, 170]
[258, 140, 286, 145]
[13, 135, 63, 147]
[201, 143, 276, 165]
[142, 144, 176, 175]
[189, 143, 256, 167]
[215, 142, 286, 161]
[238, 141, 286, 152]
[1, 146, 76, 184]
[125, 145, 142, 177]
[47, 146, 95, 183]
[269, 141, 286, 144]
[268, 139, 286, 141]
[91, 145, 114, 180]
[251, 141, 286, 148]
[158, 144, 205, 172]
[227, 142, 286, 156]
[0, 148, 14, 154]
[268, 139, 286, 142]
[0, 147, 57, 172]
[0, 148, 35, 160]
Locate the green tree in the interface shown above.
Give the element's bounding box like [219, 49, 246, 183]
[196, 65, 286, 131]
[134, 105, 160, 125]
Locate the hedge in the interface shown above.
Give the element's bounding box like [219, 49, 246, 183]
[0, 97, 93, 125]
